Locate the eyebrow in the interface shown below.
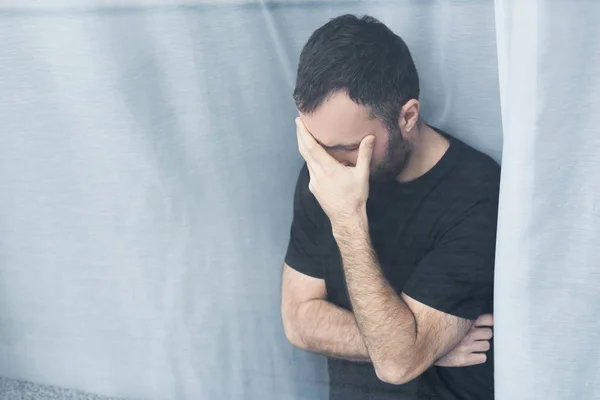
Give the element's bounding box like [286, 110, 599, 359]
[301, 123, 363, 151]
[318, 141, 362, 151]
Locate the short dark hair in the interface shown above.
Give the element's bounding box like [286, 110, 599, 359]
[293, 14, 419, 131]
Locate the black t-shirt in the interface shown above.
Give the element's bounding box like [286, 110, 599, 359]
[284, 132, 500, 400]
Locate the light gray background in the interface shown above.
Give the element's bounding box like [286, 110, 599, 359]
[1, 1, 598, 399]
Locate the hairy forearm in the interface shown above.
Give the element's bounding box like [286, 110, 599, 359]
[295, 298, 370, 362]
[331, 212, 419, 377]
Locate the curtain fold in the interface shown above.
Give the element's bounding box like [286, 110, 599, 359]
[494, 1, 600, 399]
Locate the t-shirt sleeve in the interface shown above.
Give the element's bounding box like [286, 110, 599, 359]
[402, 192, 499, 320]
[284, 164, 336, 280]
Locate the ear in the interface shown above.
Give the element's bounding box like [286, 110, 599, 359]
[398, 99, 420, 137]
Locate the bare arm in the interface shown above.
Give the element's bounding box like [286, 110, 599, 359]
[332, 213, 473, 384]
[281, 263, 493, 367]
[281, 264, 369, 362]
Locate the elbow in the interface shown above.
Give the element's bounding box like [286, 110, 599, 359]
[374, 360, 419, 386]
[375, 367, 411, 386]
[283, 324, 305, 350]
[282, 313, 307, 350]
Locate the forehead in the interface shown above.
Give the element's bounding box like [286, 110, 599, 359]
[299, 92, 383, 148]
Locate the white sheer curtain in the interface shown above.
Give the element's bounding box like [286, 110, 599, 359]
[0, 0, 596, 399]
[494, 1, 600, 399]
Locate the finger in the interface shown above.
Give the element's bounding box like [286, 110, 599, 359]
[306, 162, 315, 178]
[471, 340, 491, 353]
[295, 118, 335, 169]
[475, 314, 494, 327]
[296, 127, 324, 177]
[295, 119, 313, 164]
[469, 353, 487, 365]
[471, 327, 494, 341]
[356, 135, 376, 174]
[306, 163, 317, 193]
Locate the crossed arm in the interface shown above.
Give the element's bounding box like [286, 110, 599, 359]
[282, 212, 491, 384]
[282, 263, 491, 384]
[282, 264, 371, 362]
[330, 213, 474, 384]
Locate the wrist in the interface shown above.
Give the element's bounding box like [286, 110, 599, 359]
[331, 208, 369, 239]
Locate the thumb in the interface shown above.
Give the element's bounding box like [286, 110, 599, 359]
[356, 135, 376, 172]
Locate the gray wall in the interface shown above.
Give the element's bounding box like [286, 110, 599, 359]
[0, 1, 501, 399]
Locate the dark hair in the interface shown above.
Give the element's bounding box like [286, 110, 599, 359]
[293, 14, 419, 132]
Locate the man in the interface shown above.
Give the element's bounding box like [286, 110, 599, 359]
[281, 14, 499, 400]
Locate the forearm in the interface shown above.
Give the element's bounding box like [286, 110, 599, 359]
[332, 213, 418, 375]
[295, 298, 370, 362]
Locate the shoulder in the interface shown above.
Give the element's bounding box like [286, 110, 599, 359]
[452, 138, 500, 194]
[430, 138, 500, 238]
[441, 137, 500, 205]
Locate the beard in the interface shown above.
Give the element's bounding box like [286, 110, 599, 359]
[369, 125, 412, 182]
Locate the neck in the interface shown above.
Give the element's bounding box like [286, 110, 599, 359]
[396, 123, 449, 183]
